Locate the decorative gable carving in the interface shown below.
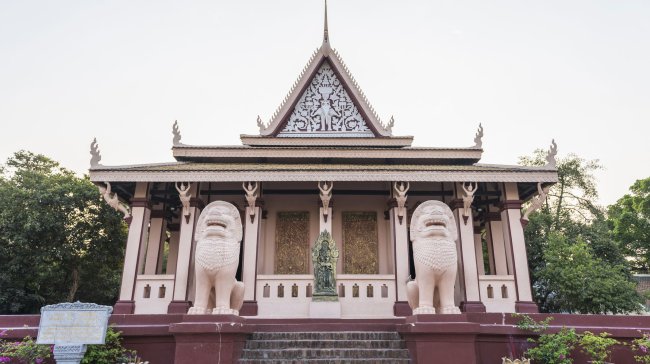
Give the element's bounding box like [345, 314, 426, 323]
[279, 62, 372, 137]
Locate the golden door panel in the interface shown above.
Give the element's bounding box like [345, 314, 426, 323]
[342, 211, 378, 274]
[275, 211, 310, 274]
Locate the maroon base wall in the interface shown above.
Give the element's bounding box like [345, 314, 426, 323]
[2, 313, 649, 364]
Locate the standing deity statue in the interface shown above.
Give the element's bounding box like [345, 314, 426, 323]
[393, 182, 410, 224]
[311, 231, 339, 300]
[175, 182, 191, 223]
[319, 181, 333, 222]
[461, 182, 477, 223]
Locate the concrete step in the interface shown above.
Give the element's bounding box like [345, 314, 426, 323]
[238, 360, 410, 364]
[250, 331, 401, 341]
[240, 348, 410, 360]
[245, 339, 405, 350]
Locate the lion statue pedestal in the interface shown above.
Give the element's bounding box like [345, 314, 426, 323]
[187, 201, 245, 315]
[407, 200, 461, 315]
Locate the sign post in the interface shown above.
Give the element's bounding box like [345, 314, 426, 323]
[37, 302, 113, 364]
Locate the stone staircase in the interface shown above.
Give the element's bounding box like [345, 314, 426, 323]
[238, 331, 411, 363]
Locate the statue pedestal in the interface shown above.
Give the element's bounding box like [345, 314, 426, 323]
[309, 300, 341, 318]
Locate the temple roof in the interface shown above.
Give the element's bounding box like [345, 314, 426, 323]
[244, 2, 408, 147]
[87, 3, 559, 193]
[89, 162, 558, 183]
[171, 145, 483, 164]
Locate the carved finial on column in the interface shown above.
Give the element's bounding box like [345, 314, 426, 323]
[385, 116, 395, 135]
[243, 182, 259, 223]
[318, 181, 333, 222]
[393, 182, 410, 224]
[473, 123, 484, 148]
[98, 182, 130, 219]
[545, 139, 558, 169]
[172, 120, 182, 146]
[522, 182, 550, 223]
[461, 182, 477, 225]
[175, 182, 191, 223]
[90, 138, 102, 168]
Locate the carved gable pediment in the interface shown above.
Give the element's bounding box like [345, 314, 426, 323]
[279, 61, 372, 137]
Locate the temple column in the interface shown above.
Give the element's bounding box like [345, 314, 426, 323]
[144, 210, 166, 275]
[389, 182, 410, 315]
[474, 226, 485, 276]
[115, 182, 150, 314]
[451, 184, 485, 312]
[241, 190, 262, 315]
[500, 183, 538, 313]
[486, 212, 509, 275]
[168, 183, 202, 313]
[166, 227, 180, 275]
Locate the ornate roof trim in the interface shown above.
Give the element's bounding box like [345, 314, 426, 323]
[259, 5, 391, 137]
[89, 168, 559, 184]
[171, 145, 483, 161]
[240, 135, 413, 147]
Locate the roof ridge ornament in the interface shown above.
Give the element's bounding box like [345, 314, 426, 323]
[545, 139, 558, 169]
[384, 116, 395, 135]
[473, 123, 484, 148]
[90, 138, 102, 168]
[172, 120, 183, 146]
[257, 115, 265, 132]
[323, 0, 329, 45]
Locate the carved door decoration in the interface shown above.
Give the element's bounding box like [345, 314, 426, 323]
[342, 212, 379, 274]
[275, 211, 310, 274]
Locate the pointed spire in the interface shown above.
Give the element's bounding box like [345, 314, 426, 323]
[323, 0, 329, 44]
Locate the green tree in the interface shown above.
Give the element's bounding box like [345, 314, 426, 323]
[608, 177, 650, 273]
[0, 151, 127, 314]
[537, 234, 641, 314]
[519, 150, 640, 313]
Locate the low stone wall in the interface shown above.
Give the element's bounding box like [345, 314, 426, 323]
[1, 313, 649, 363]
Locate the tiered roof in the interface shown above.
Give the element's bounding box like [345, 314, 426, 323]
[88, 3, 558, 199]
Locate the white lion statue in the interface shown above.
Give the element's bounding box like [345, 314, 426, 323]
[407, 200, 461, 314]
[187, 201, 245, 315]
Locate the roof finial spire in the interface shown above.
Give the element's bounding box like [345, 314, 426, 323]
[323, 0, 329, 44]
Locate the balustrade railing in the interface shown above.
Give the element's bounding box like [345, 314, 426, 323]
[256, 274, 396, 318]
[134, 274, 175, 314]
[478, 275, 516, 312]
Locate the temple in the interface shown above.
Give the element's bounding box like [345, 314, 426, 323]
[88, 5, 558, 319]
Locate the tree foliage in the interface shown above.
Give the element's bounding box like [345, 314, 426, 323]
[0, 151, 127, 314]
[538, 234, 641, 314]
[608, 177, 650, 273]
[519, 150, 641, 313]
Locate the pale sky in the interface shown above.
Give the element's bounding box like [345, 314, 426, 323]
[1, 1, 649, 206]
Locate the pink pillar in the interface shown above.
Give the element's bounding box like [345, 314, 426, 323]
[241, 205, 262, 316]
[115, 182, 150, 314]
[168, 183, 203, 313]
[474, 226, 485, 276]
[501, 183, 538, 313]
[144, 211, 166, 275]
[388, 197, 411, 316]
[451, 192, 485, 313]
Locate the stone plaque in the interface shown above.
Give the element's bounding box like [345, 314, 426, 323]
[343, 211, 378, 274]
[275, 211, 310, 274]
[37, 302, 112, 345]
